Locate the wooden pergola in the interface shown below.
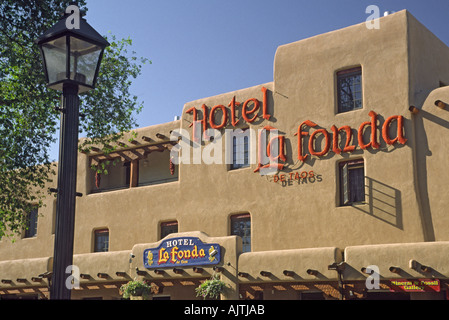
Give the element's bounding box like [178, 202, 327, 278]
[87, 136, 178, 188]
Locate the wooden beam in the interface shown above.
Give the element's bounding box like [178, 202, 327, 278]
[116, 151, 134, 162]
[162, 143, 175, 150]
[89, 141, 175, 167]
[129, 148, 146, 159]
[115, 271, 127, 277]
[148, 145, 165, 152]
[95, 154, 114, 161]
[90, 157, 100, 167]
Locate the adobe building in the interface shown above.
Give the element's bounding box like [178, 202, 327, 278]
[1, 10, 449, 300]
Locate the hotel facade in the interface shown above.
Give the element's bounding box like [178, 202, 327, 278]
[1, 10, 449, 300]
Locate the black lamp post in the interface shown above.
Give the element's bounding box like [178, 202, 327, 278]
[36, 10, 109, 300]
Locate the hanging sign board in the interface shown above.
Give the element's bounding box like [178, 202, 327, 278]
[143, 237, 221, 269]
[389, 279, 440, 293]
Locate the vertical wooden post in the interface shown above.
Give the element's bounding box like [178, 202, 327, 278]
[130, 159, 139, 188]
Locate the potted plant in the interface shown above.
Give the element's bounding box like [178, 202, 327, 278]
[195, 274, 226, 300]
[120, 279, 155, 300]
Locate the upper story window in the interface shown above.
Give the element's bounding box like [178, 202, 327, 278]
[337, 66, 362, 113]
[24, 207, 38, 238]
[94, 228, 109, 252]
[160, 221, 178, 240]
[339, 159, 365, 206]
[231, 129, 250, 170]
[230, 213, 251, 252]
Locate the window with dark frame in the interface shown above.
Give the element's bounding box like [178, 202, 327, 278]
[160, 221, 178, 240]
[24, 208, 38, 238]
[339, 159, 365, 206]
[231, 130, 250, 170]
[94, 229, 109, 252]
[230, 213, 251, 252]
[337, 66, 362, 113]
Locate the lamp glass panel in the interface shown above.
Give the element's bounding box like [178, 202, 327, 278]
[41, 37, 67, 84]
[69, 37, 102, 86]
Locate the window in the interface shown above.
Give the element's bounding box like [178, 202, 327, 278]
[94, 229, 109, 252]
[230, 214, 251, 252]
[339, 159, 365, 206]
[337, 66, 362, 113]
[24, 208, 38, 238]
[231, 130, 250, 169]
[160, 221, 178, 239]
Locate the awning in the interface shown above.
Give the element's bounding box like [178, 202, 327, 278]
[343, 241, 449, 281]
[237, 247, 343, 283]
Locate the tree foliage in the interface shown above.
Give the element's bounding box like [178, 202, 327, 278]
[0, 0, 148, 239]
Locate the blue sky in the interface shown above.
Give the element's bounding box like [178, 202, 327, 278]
[50, 0, 449, 160]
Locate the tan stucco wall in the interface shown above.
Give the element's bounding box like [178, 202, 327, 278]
[270, 10, 419, 249]
[175, 10, 442, 253]
[414, 87, 449, 241]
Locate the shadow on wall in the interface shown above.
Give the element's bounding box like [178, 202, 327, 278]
[410, 106, 449, 242]
[353, 177, 403, 229]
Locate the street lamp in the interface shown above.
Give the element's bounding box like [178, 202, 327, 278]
[35, 9, 109, 300]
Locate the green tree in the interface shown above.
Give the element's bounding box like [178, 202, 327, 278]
[0, 0, 148, 239]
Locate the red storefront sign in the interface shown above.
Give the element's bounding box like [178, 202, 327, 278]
[389, 279, 440, 292]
